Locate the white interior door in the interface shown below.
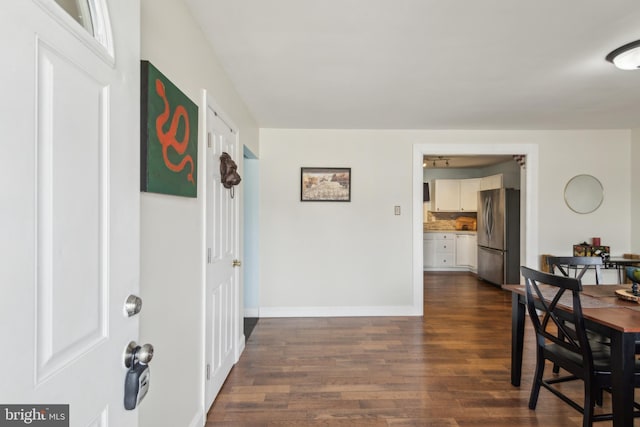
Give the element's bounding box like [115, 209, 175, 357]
[204, 106, 241, 410]
[0, 1, 140, 425]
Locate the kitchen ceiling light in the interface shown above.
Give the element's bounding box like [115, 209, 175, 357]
[424, 156, 450, 168]
[606, 40, 640, 70]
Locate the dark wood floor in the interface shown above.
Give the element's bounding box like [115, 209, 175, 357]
[206, 272, 632, 426]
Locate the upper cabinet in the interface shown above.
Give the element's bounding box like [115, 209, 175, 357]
[433, 175, 502, 212]
[433, 178, 480, 212]
[459, 178, 480, 211]
[480, 173, 503, 191]
[433, 179, 460, 211]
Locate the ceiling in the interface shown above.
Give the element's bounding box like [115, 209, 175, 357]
[185, 0, 640, 130]
[423, 155, 514, 169]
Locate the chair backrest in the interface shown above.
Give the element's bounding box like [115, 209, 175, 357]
[520, 266, 594, 369]
[546, 256, 603, 285]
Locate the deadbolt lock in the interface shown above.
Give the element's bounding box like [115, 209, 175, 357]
[124, 294, 142, 317]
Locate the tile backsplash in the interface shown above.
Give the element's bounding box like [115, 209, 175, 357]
[423, 207, 477, 231]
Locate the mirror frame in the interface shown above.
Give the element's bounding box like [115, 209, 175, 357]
[564, 174, 604, 214]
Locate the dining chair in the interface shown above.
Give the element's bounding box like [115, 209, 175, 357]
[520, 266, 640, 427]
[546, 256, 604, 285]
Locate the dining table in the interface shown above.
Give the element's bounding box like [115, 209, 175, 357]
[605, 257, 640, 283]
[503, 283, 640, 427]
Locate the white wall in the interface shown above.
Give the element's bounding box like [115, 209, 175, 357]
[632, 129, 640, 253]
[259, 130, 414, 316]
[243, 155, 260, 316]
[259, 129, 632, 315]
[139, 1, 258, 426]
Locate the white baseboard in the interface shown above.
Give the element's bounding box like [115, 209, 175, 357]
[259, 305, 421, 318]
[235, 334, 245, 362]
[188, 411, 204, 427]
[243, 307, 259, 317]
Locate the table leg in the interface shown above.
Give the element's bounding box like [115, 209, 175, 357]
[610, 331, 635, 427]
[511, 292, 525, 387]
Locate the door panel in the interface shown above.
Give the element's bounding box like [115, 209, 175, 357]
[0, 1, 139, 425]
[205, 106, 239, 410]
[36, 40, 109, 382]
[478, 246, 505, 285]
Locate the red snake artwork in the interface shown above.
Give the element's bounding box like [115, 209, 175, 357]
[155, 78, 195, 184]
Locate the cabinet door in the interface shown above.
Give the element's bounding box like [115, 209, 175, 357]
[459, 179, 480, 212]
[480, 174, 503, 190]
[423, 239, 436, 267]
[455, 235, 470, 266]
[469, 235, 478, 270]
[434, 180, 460, 211]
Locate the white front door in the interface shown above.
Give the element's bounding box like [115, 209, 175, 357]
[0, 1, 140, 425]
[204, 105, 241, 410]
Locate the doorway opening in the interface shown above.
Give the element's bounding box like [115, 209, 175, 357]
[243, 146, 259, 339]
[412, 143, 539, 316]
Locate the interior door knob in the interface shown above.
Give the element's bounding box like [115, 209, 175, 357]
[232, 259, 241, 267]
[124, 341, 154, 368]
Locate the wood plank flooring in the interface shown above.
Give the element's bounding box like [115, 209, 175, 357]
[206, 272, 634, 426]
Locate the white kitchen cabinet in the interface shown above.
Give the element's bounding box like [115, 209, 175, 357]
[434, 234, 455, 267]
[480, 173, 503, 190]
[433, 179, 460, 211]
[424, 233, 456, 268]
[459, 178, 480, 212]
[469, 235, 477, 270]
[455, 234, 478, 271]
[434, 178, 479, 212]
[423, 236, 436, 268]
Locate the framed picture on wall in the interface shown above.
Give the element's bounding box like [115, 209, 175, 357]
[300, 167, 351, 202]
[140, 60, 198, 198]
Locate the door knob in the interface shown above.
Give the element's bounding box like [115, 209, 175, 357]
[232, 259, 241, 267]
[124, 341, 154, 368]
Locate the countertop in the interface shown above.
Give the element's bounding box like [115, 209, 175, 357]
[423, 229, 477, 235]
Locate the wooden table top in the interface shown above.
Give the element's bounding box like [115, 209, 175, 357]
[502, 284, 640, 333]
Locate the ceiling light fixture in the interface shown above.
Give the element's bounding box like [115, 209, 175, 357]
[606, 40, 640, 70]
[424, 156, 451, 168]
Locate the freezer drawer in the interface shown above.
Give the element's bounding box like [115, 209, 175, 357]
[478, 246, 504, 285]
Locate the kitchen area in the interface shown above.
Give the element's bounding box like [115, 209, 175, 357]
[423, 155, 523, 285]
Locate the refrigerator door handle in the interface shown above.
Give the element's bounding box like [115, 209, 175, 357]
[484, 196, 493, 241]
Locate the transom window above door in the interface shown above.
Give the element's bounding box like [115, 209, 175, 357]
[45, 0, 114, 60]
[54, 0, 94, 34]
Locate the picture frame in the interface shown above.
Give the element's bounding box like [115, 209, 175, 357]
[300, 167, 351, 202]
[141, 60, 198, 198]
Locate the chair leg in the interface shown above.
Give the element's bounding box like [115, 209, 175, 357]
[583, 380, 595, 427]
[529, 350, 545, 410]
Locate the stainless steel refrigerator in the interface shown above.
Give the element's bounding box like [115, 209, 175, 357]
[477, 188, 520, 285]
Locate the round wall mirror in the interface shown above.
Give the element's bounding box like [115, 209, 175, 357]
[564, 174, 604, 214]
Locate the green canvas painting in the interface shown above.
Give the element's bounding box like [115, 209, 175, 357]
[141, 60, 198, 197]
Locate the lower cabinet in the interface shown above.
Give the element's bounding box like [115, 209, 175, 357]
[434, 234, 455, 267]
[424, 232, 477, 272]
[423, 238, 436, 267]
[455, 234, 478, 272]
[424, 233, 456, 269]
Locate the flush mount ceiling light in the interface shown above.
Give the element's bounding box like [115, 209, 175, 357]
[606, 40, 640, 70]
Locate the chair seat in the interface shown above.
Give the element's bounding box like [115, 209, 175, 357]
[545, 341, 640, 373]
